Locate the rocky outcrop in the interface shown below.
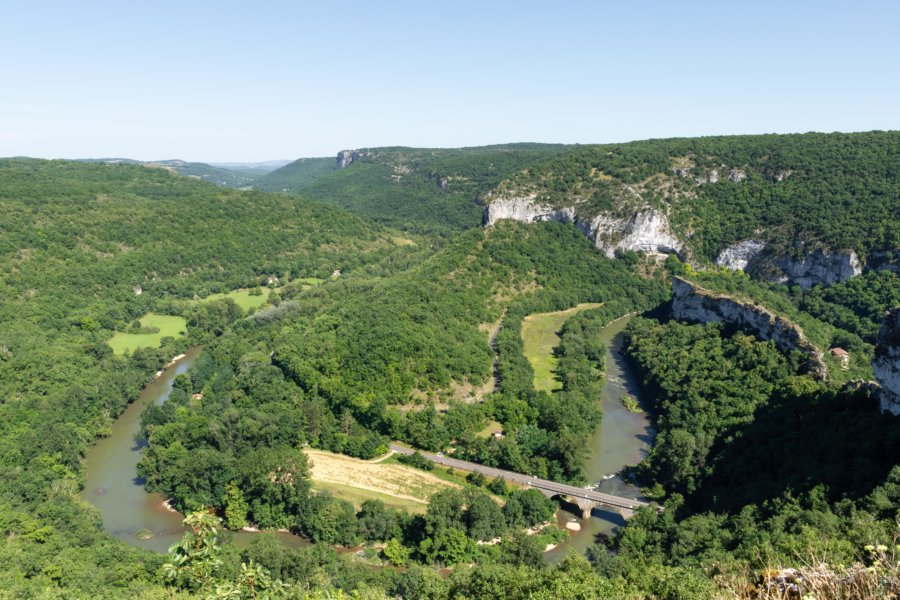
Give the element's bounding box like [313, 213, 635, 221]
[484, 197, 682, 258]
[716, 240, 766, 271]
[576, 211, 682, 257]
[337, 150, 354, 168]
[336, 150, 370, 168]
[716, 243, 862, 289]
[672, 277, 828, 380]
[775, 250, 861, 289]
[728, 168, 747, 182]
[484, 196, 575, 226]
[874, 307, 900, 415]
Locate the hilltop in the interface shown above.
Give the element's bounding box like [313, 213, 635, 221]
[253, 143, 571, 234]
[254, 133, 898, 288]
[484, 131, 899, 288]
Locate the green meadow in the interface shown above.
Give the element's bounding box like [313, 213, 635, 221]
[520, 303, 602, 391]
[107, 313, 187, 355]
[203, 279, 325, 312]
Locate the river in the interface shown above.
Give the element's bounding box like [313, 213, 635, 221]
[546, 314, 654, 561]
[83, 314, 653, 558]
[80, 347, 304, 552]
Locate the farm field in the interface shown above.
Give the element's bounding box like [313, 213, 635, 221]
[202, 288, 274, 312]
[520, 303, 602, 391]
[107, 313, 187, 355]
[304, 449, 460, 513]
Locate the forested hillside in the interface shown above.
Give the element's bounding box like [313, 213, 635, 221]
[1, 141, 897, 599]
[254, 144, 571, 235]
[0, 159, 416, 596]
[253, 156, 338, 193]
[489, 132, 899, 262]
[79, 158, 264, 188]
[593, 316, 900, 598]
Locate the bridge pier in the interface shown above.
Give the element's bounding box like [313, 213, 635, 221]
[573, 497, 597, 519]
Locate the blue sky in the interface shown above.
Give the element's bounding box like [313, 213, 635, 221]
[1, 1, 897, 161]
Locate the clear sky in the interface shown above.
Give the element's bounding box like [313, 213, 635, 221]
[1, 0, 897, 162]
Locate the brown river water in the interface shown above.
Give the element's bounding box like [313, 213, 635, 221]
[82, 315, 653, 558]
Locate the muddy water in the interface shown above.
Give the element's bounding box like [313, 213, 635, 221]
[81, 348, 201, 551]
[81, 347, 307, 552]
[545, 314, 654, 562]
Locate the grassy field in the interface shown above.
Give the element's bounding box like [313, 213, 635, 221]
[292, 277, 325, 286]
[107, 313, 187, 355]
[202, 288, 273, 311]
[203, 279, 325, 312]
[520, 303, 602, 392]
[304, 449, 459, 513]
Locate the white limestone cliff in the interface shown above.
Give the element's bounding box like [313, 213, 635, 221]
[775, 250, 862, 289]
[484, 198, 682, 258]
[716, 240, 767, 271]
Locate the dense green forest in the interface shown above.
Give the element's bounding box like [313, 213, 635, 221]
[255, 144, 571, 235]
[591, 317, 899, 592]
[0, 159, 416, 597]
[1, 134, 898, 599]
[490, 131, 900, 262]
[253, 157, 338, 194]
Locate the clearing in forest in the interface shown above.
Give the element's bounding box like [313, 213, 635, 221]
[202, 279, 324, 312]
[304, 448, 459, 514]
[202, 288, 276, 311]
[107, 313, 187, 355]
[521, 303, 602, 392]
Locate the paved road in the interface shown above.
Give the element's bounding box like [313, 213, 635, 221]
[389, 444, 650, 511]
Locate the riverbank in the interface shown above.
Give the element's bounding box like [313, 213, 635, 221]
[545, 314, 654, 562]
[83, 315, 654, 560]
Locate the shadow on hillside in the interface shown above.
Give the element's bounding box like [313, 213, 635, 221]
[695, 386, 900, 514]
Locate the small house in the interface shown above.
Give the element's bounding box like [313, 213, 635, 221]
[829, 347, 850, 369]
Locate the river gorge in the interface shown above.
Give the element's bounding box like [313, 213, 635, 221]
[82, 315, 654, 560]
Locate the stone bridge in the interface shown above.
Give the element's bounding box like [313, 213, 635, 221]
[389, 444, 653, 519]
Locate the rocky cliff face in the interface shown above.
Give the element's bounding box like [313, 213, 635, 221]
[336, 150, 371, 168]
[576, 211, 682, 257]
[484, 197, 682, 258]
[672, 277, 828, 380]
[715, 241, 861, 289]
[716, 240, 767, 271]
[484, 196, 576, 225]
[337, 150, 354, 168]
[874, 307, 900, 415]
[775, 250, 862, 289]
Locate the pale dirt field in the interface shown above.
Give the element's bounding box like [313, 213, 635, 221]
[304, 449, 459, 509]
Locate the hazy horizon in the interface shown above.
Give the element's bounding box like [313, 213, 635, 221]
[4, 128, 898, 166]
[3, 0, 898, 162]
